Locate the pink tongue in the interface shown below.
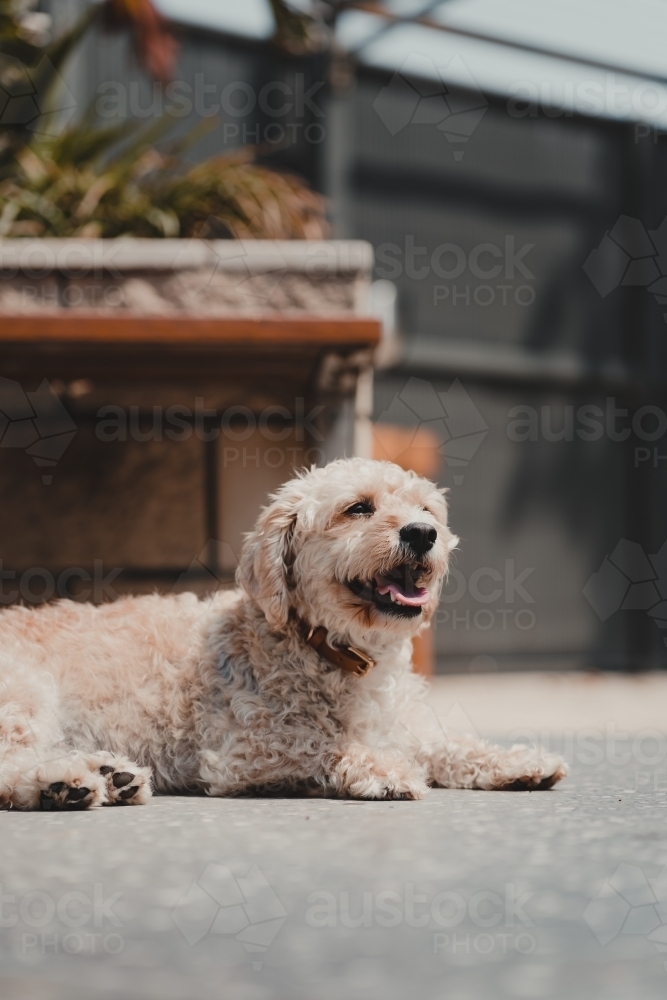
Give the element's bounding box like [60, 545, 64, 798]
[375, 575, 430, 607]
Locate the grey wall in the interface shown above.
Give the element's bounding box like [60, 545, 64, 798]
[328, 71, 667, 673]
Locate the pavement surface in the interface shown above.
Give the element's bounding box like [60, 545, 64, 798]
[427, 670, 667, 735]
[1, 673, 667, 1000]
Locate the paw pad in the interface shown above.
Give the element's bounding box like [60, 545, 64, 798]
[40, 782, 93, 810]
[112, 771, 134, 789]
[118, 785, 139, 800]
[96, 760, 149, 805]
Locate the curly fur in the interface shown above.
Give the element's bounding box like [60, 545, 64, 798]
[0, 458, 567, 809]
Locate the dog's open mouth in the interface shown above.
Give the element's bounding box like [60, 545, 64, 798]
[346, 564, 430, 618]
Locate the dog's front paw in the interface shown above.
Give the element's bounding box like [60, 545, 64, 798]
[427, 735, 569, 791]
[88, 752, 152, 805]
[29, 758, 108, 811]
[329, 746, 428, 801]
[497, 748, 568, 791]
[352, 773, 427, 800]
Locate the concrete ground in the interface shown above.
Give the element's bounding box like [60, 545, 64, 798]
[1, 672, 667, 1000]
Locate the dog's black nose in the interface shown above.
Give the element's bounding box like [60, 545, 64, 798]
[400, 522, 437, 556]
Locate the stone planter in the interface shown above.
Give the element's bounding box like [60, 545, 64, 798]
[0, 239, 373, 316]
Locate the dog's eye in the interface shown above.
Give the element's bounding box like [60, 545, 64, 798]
[345, 501, 375, 516]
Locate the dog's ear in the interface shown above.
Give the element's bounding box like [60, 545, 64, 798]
[236, 493, 298, 630]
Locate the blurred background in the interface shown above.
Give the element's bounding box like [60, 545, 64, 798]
[1, 0, 666, 674]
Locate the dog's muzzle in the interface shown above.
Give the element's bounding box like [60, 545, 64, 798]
[346, 562, 430, 619]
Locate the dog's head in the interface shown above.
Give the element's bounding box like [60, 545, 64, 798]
[237, 458, 457, 648]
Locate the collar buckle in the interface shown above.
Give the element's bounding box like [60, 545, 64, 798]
[303, 623, 376, 676]
[345, 645, 375, 676]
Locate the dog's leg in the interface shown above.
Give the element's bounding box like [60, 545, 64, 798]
[420, 732, 568, 790]
[0, 661, 109, 810]
[85, 751, 152, 805]
[200, 736, 429, 800]
[323, 743, 429, 800]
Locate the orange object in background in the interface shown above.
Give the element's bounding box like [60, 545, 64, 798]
[372, 423, 441, 480]
[411, 627, 434, 678]
[372, 422, 441, 677]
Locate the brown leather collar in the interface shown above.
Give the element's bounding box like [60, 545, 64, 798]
[302, 623, 375, 677]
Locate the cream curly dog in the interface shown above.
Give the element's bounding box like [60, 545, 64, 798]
[0, 458, 566, 809]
